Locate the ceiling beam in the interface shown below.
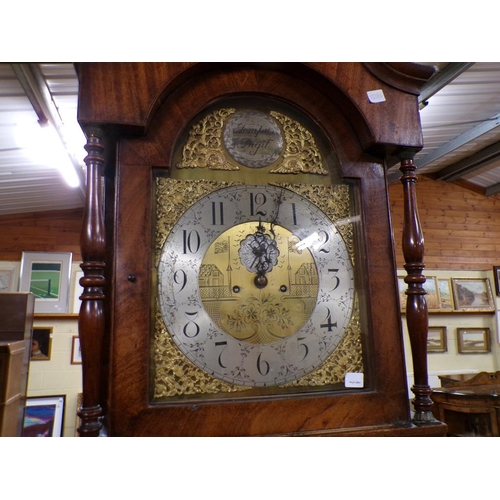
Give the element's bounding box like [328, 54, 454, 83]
[415, 112, 500, 170]
[10, 63, 86, 200]
[11, 63, 59, 127]
[418, 63, 475, 104]
[485, 182, 500, 197]
[434, 140, 500, 181]
[386, 63, 475, 184]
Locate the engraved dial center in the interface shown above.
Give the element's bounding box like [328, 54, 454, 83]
[199, 222, 318, 345]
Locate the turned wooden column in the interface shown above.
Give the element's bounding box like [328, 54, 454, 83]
[399, 155, 437, 424]
[77, 128, 106, 436]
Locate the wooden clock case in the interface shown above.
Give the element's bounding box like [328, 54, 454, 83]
[75, 62, 447, 437]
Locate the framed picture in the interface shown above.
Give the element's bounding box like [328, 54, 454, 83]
[427, 326, 447, 353]
[72, 269, 84, 313]
[31, 327, 53, 360]
[74, 392, 83, 436]
[423, 276, 440, 311]
[397, 276, 407, 311]
[0, 262, 19, 292]
[457, 327, 491, 354]
[493, 266, 500, 296]
[22, 395, 66, 437]
[451, 277, 495, 312]
[397, 275, 440, 311]
[19, 252, 72, 313]
[437, 278, 455, 310]
[71, 336, 82, 364]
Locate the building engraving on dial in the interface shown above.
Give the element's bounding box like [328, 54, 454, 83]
[200, 222, 319, 345]
[153, 178, 363, 398]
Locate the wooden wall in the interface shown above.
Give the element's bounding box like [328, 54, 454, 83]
[0, 208, 83, 261]
[389, 176, 500, 271]
[1, 177, 500, 272]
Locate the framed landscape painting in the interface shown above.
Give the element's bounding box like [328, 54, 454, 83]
[427, 326, 447, 353]
[19, 252, 72, 313]
[451, 278, 495, 312]
[457, 328, 491, 354]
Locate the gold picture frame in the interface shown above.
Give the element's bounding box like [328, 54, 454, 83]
[31, 326, 53, 361]
[437, 278, 455, 310]
[451, 278, 495, 312]
[457, 327, 491, 354]
[398, 275, 440, 312]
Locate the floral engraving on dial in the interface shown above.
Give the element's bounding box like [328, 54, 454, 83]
[226, 292, 294, 344]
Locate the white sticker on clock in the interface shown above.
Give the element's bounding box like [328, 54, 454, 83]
[345, 372, 364, 388]
[367, 89, 386, 103]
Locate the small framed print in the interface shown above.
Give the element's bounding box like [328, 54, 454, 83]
[31, 327, 53, 361]
[19, 251, 72, 313]
[451, 278, 495, 312]
[71, 336, 82, 364]
[427, 326, 447, 353]
[437, 278, 454, 310]
[74, 392, 83, 436]
[397, 276, 406, 311]
[397, 275, 440, 311]
[72, 269, 84, 313]
[0, 262, 19, 292]
[457, 328, 491, 354]
[22, 395, 66, 437]
[423, 276, 440, 311]
[493, 266, 500, 296]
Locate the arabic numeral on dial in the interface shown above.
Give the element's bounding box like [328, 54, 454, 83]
[318, 230, 330, 253]
[250, 192, 267, 216]
[297, 336, 309, 361]
[183, 311, 200, 338]
[320, 307, 337, 332]
[215, 341, 228, 368]
[183, 229, 201, 254]
[173, 269, 187, 292]
[328, 268, 340, 291]
[257, 352, 270, 376]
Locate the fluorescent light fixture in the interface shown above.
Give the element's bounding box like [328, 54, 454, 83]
[15, 120, 81, 188]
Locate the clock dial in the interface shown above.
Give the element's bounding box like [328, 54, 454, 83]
[157, 184, 355, 387]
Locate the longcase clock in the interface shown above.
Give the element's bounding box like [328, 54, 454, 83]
[75, 62, 447, 437]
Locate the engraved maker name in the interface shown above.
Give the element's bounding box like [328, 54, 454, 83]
[232, 124, 280, 156]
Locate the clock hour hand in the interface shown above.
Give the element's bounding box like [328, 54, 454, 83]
[238, 227, 279, 289]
